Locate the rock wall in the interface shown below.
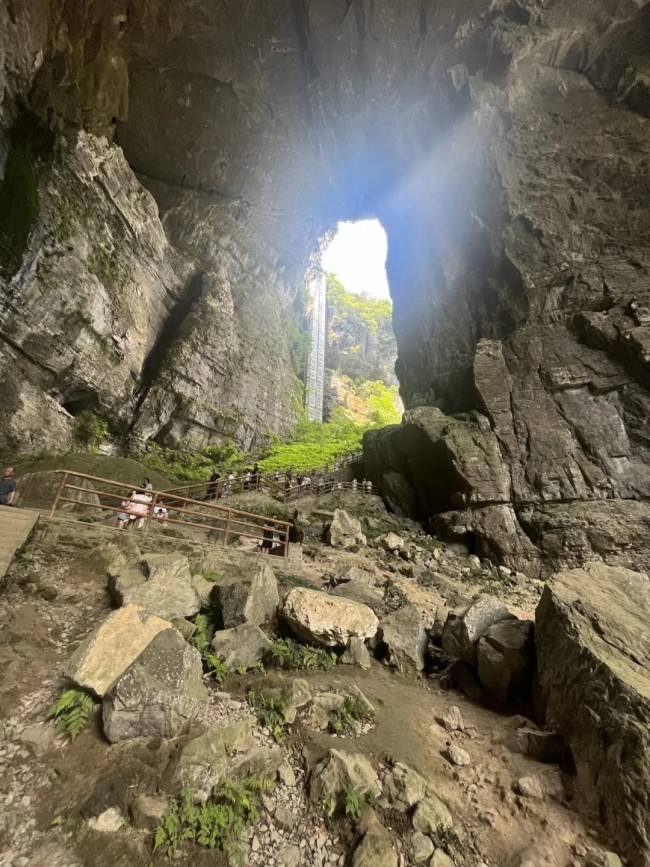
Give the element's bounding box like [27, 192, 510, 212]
[1, 0, 649, 570]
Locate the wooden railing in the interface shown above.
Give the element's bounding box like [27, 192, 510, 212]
[280, 479, 377, 503]
[49, 471, 291, 557]
[161, 451, 365, 502]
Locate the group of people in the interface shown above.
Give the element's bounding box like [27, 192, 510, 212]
[116, 478, 168, 530]
[205, 464, 262, 500]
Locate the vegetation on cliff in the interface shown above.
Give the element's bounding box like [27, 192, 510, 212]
[327, 274, 392, 336]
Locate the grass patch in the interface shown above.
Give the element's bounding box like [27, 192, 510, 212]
[247, 690, 290, 743]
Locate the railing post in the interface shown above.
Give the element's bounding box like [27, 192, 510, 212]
[49, 472, 68, 518]
[284, 523, 289, 559]
[143, 492, 158, 536]
[223, 510, 232, 547]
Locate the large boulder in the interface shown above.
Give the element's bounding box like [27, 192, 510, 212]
[161, 720, 255, 800]
[377, 606, 428, 672]
[442, 594, 514, 665]
[210, 623, 271, 671]
[310, 749, 381, 808]
[330, 565, 378, 587]
[64, 605, 173, 698]
[103, 630, 207, 743]
[212, 561, 279, 629]
[326, 509, 367, 549]
[535, 564, 650, 867]
[476, 618, 534, 704]
[330, 580, 386, 615]
[109, 553, 201, 620]
[283, 587, 379, 647]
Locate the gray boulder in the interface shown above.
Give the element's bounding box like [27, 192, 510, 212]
[330, 580, 387, 615]
[212, 561, 279, 629]
[310, 749, 381, 808]
[378, 606, 428, 672]
[326, 509, 367, 549]
[109, 553, 201, 620]
[330, 565, 378, 587]
[442, 594, 515, 665]
[476, 618, 534, 703]
[211, 623, 271, 671]
[341, 637, 372, 670]
[161, 719, 254, 800]
[103, 630, 207, 743]
[535, 564, 650, 867]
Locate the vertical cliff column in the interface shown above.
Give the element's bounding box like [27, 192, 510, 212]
[305, 270, 327, 422]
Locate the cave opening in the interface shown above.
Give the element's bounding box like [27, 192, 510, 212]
[304, 217, 401, 427]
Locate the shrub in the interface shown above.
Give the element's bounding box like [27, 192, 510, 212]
[73, 410, 109, 451]
[269, 637, 337, 672]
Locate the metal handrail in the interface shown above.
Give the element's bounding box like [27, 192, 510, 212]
[49, 471, 291, 557]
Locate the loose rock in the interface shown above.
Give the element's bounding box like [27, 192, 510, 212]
[283, 587, 379, 647]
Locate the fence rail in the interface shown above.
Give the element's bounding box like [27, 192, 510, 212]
[49, 471, 291, 557]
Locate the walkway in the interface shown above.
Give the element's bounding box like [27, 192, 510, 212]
[0, 505, 40, 579]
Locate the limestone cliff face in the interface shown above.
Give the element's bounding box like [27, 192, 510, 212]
[1, 0, 649, 573]
[323, 278, 399, 424]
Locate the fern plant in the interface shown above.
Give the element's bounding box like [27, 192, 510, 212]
[204, 652, 230, 685]
[344, 786, 376, 822]
[247, 690, 289, 743]
[154, 778, 274, 858]
[269, 637, 337, 672]
[46, 688, 95, 740]
[192, 614, 210, 654]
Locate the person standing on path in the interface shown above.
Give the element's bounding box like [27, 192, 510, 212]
[0, 467, 16, 506]
[261, 515, 277, 554]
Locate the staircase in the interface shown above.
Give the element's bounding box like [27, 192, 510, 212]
[0, 506, 40, 579]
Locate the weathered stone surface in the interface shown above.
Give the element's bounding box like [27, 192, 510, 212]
[112, 554, 201, 620]
[377, 532, 405, 552]
[340, 637, 372, 670]
[310, 749, 381, 808]
[212, 561, 279, 629]
[103, 630, 207, 743]
[411, 832, 434, 864]
[411, 796, 454, 836]
[384, 763, 429, 810]
[442, 595, 515, 665]
[162, 720, 254, 800]
[535, 564, 650, 867]
[330, 565, 378, 587]
[436, 706, 464, 733]
[283, 588, 378, 648]
[130, 794, 170, 830]
[330, 580, 386, 615]
[378, 606, 428, 672]
[65, 605, 172, 698]
[210, 623, 271, 671]
[326, 509, 367, 550]
[352, 826, 399, 867]
[477, 619, 535, 704]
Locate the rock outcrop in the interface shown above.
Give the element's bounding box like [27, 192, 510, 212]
[535, 564, 650, 867]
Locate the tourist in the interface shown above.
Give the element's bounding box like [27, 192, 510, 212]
[273, 469, 280, 482]
[365, 479, 373, 494]
[261, 515, 277, 554]
[0, 467, 16, 506]
[361, 478, 368, 495]
[141, 477, 153, 491]
[129, 487, 153, 529]
[252, 463, 261, 490]
[351, 478, 357, 492]
[206, 469, 220, 500]
[222, 470, 234, 498]
[152, 503, 169, 526]
[243, 468, 252, 491]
